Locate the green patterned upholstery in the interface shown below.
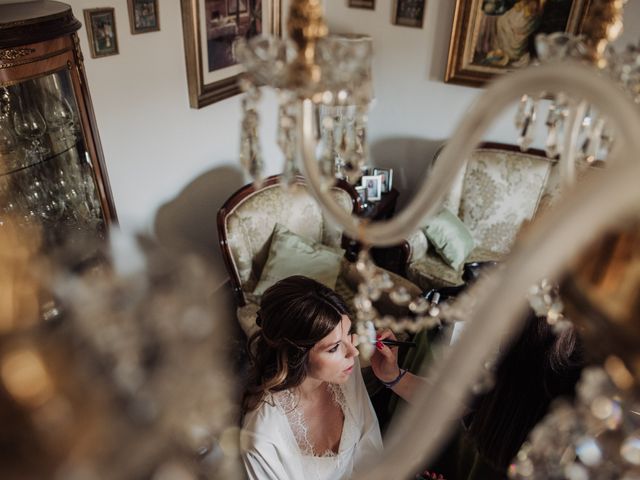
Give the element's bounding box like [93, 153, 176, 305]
[223, 182, 353, 296]
[221, 178, 422, 338]
[406, 146, 553, 290]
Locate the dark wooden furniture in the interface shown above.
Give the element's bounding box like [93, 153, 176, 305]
[359, 187, 399, 221]
[0, 1, 117, 249]
[343, 187, 400, 261]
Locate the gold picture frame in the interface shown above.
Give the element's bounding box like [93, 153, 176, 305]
[445, 0, 592, 87]
[180, 0, 281, 109]
[392, 0, 426, 28]
[84, 8, 119, 59]
[127, 0, 160, 34]
[348, 0, 376, 10]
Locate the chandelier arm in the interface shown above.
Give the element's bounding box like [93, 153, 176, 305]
[365, 162, 640, 480]
[299, 99, 469, 246]
[323, 62, 640, 480]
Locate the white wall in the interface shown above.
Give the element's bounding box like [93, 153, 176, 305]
[7, 0, 639, 270]
[62, 0, 285, 271]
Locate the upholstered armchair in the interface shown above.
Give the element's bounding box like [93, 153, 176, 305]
[217, 175, 422, 338]
[400, 143, 557, 291]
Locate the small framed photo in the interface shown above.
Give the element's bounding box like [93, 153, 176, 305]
[393, 0, 426, 28]
[373, 168, 393, 193]
[227, 0, 249, 14]
[128, 0, 160, 34]
[348, 0, 375, 9]
[84, 8, 119, 58]
[361, 175, 382, 201]
[355, 185, 368, 206]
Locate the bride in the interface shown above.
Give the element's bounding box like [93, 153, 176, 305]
[240, 275, 383, 480]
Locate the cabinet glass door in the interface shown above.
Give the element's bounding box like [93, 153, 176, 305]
[0, 68, 106, 247]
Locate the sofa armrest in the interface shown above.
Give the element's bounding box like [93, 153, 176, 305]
[406, 229, 429, 265]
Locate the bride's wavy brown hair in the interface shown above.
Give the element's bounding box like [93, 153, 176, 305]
[242, 275, 350, 413]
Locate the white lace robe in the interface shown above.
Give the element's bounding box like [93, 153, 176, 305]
[240, 361, 383, 480]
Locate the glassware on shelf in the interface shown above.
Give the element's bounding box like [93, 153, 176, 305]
[38, 75, 78, 149]
[12, 84, 50, 164]
[0, 87, 21, 174]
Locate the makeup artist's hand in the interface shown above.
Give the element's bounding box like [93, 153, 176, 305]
[370, 329, 400, 383]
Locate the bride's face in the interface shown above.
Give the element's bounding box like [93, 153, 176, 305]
[307, 315, 359, 384]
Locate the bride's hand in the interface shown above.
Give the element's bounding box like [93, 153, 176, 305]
[370, 329, 401, 383]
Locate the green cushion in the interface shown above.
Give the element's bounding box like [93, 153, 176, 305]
[252, 223, 345, 296]
[423, 208, 475, 271]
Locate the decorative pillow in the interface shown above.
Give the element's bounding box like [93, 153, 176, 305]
[252, 223, 345, 296]
[423, 208, 475, 271]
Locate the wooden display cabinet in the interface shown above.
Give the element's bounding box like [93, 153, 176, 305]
[0, 1, 117, 250]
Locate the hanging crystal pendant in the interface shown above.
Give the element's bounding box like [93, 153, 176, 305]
[544, 97, 566, 158]
[515, 94, 529, 131]
[277, 98, 299, 188]
[580, 111, 603, 164]
[239, 79, 263, 186]
[599, 123, 614, 162]
[318, 114, 337, 184]
[517, 96, 538, 151]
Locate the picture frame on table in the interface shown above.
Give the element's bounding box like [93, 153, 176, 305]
[348, 0, 375, 10]
[392, 0, 426, 28]
[180, 0, 282, 108]
[355, 185, 368, 206]
[445, 0, 592, 87]
[84, 8, 119, 58]
[361, 175, 382, 201]
[373, 168, 393, 193]
[128, 0, 160, 34]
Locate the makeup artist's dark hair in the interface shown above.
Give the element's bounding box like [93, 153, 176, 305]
[467, 311, 583, 471]
[242, 275, 350, 413]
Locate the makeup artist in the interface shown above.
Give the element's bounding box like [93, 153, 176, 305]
[371, 312, 583, 480]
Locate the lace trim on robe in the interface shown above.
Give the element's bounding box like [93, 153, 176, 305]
[273, 383, 347, 458]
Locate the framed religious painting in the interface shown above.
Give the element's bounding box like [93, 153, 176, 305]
[84, 8, 119, 58]
[348, 0, 376, 9]
[128, 0, 160, 34]
[445, 0, 593, 87]
[393, 0, 426, 28]
[180, 0, 281, 108]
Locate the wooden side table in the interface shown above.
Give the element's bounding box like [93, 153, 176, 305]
[343, 188, 400, 261]
[359, 187, 399, 221]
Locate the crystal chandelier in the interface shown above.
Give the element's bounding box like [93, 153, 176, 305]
[235, 1, 373, 187]
[0, 222, 241, 479]
[234, 2, 640, 480]
[513, 0, 633, 187]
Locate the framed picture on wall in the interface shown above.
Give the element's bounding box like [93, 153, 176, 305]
[392, 0, 426, 28]
[180, 0, 282, 108]
[84, 8, 119, 58]
[228, 0, 248, 14]
[445, 0, 592, 87]
[128, 0, 160, 34]
[348, 0, 375, 10]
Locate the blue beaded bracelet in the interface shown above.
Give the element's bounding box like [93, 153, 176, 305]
[381, 368, 407, 388]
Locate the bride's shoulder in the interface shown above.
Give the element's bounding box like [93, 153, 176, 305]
[241, 392, 289, 450]
[243, 392, 283, 428]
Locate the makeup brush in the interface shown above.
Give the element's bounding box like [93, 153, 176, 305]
[364, 321, 416, 348]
